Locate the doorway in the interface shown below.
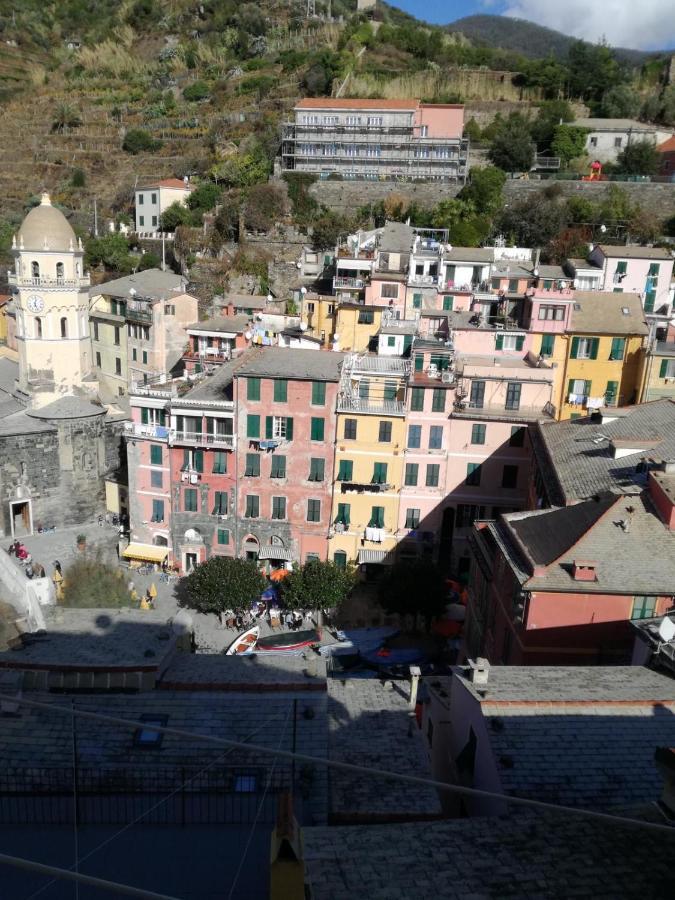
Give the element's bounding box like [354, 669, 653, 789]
[184, 552, 198, 573]
[10, 500, 32, 538]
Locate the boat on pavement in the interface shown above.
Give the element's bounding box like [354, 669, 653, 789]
[225, 625, 259, 655]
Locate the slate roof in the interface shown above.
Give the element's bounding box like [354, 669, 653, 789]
[303, 813, 675, 900]
[498, 492, 675, 594]
[179, 357, 241, 401]
[446, 246, 494, 263]
[234, 347, 344, 382]
[186, 314, 250, 334]
[595, 243, 673, 261]
[91, 269, 187, 300]
[507, 493, 617, 567]
[225, 294, 268, 309]
[573, 117, 659, 132]
[27, 396, 106, 420]
[296, 98, 419, 110]
[327, 678, 441, 820]
[0, 409, 54, 436]
[378, 221, 414, 254]
[531, 399, 675, 504]
[159, 653, 327, 691]
[569, 290, 649, 335]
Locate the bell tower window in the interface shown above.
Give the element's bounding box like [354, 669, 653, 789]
[31, 261, 40, 279]
[56, 262, 64, 280]
[60, 317, 68, 338]
[35, 317, 42, 338]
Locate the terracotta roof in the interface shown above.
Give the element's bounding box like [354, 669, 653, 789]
[295, 98, 419, 110]
[657, 135, 675, 153]
[139, 178, 192, 190]
[569, 290, 649, 336]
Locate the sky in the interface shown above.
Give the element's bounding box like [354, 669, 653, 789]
[390, 0, 675, 51]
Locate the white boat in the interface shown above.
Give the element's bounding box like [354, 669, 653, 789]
[225, 625, 259, 655]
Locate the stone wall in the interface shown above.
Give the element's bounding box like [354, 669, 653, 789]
[308, 177, 675, 219]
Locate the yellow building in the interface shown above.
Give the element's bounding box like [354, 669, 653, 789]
[556, 291, 648, 420]
[329, 355, 410, 571]
[640, 339, 675, 402]
[300, 293, 336, 346]
[334, 304, 384, 353]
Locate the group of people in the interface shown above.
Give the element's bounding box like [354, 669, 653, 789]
[7, 541, 47, 580]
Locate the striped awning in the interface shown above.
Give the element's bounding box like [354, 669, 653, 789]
[357, 549, 393, 565]
[257, 546, 294, 561]
[122, 543, 169, 563]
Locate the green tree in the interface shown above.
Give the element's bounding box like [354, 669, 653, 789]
[615, 140, 660, 177]
[51, 102, 82, 134]
[599, 84, 641, 119]
[137, 251, 161, 271]
[551, 125, 588, 165]
[377, 561, 446, 620]
[488, 113, 534, 173]
[567, 40, 624, 103]
[71, 168, 86, 188]
[160, 201, 192, 232]
[243, 183, 287, 232]
[279, 560, 357, 612]
[312, 212, 348, 250]
[85, 233, 133, 273]
[122, 128, 161, 154]
[187, 182, 222, 212]
[496, 191, 569, 248]
[463, 117, 482, 143]
[183, 80, 211, 102]
[213, 143, 270, 188]
[179, 557, 266, 621]
[530, 100, 574, 149]
[458, 165, 506, 215]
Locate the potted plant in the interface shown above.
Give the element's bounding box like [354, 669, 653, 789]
[76, 533, 87, 551]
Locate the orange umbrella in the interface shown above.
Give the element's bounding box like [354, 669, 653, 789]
[269, 568, 289, 582]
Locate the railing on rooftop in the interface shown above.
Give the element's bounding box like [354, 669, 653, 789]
[337, 395, 406, 416]
[126, 305, 153, 324]
[8, 273, 91, 289]
[334, 276, 367, 289]
[124, 422, 169, 440]
[170, 430, 234, 449]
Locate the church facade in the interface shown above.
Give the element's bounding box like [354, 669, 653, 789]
[0, 194, 126, 538]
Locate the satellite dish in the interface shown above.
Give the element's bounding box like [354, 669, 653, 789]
[299, 321, 307, 331]
[129, 288, 137, 296]
[658, 616, 675, 642]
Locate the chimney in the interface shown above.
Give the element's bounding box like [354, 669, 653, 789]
[468, 657, 490, 686]
[408, 665, 422, 710]
[572, 560, 598, 582]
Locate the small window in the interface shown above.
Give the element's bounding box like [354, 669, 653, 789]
[184, 488, 198, 512]
[133, 715, 167, 747]
[426, 464, 440, 487]
[505, 383, 521, 411]
[247, 415, 260, 439]
[271, 496, 286, 520]
[247, 378, 261, 402]
[35, 317, 43, 339]
[358, 310, 374, 324]
[509, 427, 525, 448]
[56, 262, 64, 279]
[407, 424, 421, 449]
[308, 458, 325, 482]
[311, 381, 326, 406]
[404, 463, 418, 486]
[344, 418, 357, 440]
[138, 194, 144, 205]
[245, 453, 261, 477]
[245, 495, 259, 518]
[234, 775, 257, 793]
[410, 388, 424, 412]
[387, 336, 396, 347]
[431, 389, 446, 413]
[428, 426, 443, 450]
[334, 551, 347, 567]
[381, 284, 399, 299]
[378, 421, 392, 443]
[150, 470, 163, 489]
[115, 357, 122, 376]
[307, 499, 321, 522]
[471, 424, 486, 445]
[217, 528, 230, 545]
[273, 380, 288, 403]
[466, 463, 482, 487]
[631, 596, 656, 620]
[310, 417, 325, 441]
[95, 351, 101, 367]
[142, 351, 148, 365]
[151, 192, 157, 204]
[270, 455, 286, 478]
[139, 216, 145, 227]
[405, 508, 420, 529]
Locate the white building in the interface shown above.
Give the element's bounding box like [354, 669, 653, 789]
[573, 118, 673, 164]
[134, 178, 192, 235]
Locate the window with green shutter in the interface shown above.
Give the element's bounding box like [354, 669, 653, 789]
[337, 459, 353, 481]
[495, 334, 504, 350]
[307, 499, 321, 522]
[410, 388, 424, 411]
[273, 379, 287, 402]
[247, 414, 260, 438]
[442, 296, 453, 311]
[184, 488, 198, 512]
[194, 449, 204, 473]
[309, 458, 325, 482]
[141, 407, 149, 425]
[505, 383, 521, 410]
[645, 291, 656, 313]
[466, 463, 482, 486]
[334, 550, 347, 567]
[245, 453, 260, 477]
[212, 491, 228, 515]
[335, 503, 351, 526]
[217, 528, 229, 545]
[311, 381, 326, 406]
[378, 421, 392, 442]
[631, 596, 656, 619]
[471, 424, 486, 445]
[616, 261, 627, 275]
[270, 455, 286, 478]
[368, 506, 385, 528]
[150, 444, 162, 465]
[152, 499, 164, 522]
[344, 419, 357, 440]
[470, 381, 485, 408]
[508, 279, 518, 292]
[247, 377, 261, 401]
[212, 451, 227, 474]
[404, 463, 418, 486]
[358, 380, 370, 400]
[383, 380, 397, 401]
[605, 381, 619, 406]
[310, 417, 325, 441]
[372, 462, 388, 484]
[648, 263, 660, 277]
[659, 359, 675, 379]
[609, 338, 626, 361]
[414, 354, 423, 372]
[540, 334, 554, 358]
[387, 336, 396, 347]
[245, 495, 259, 518]
[426, 464, 440, 487]
[412, 293, 422, 309]
[272, 496, 286, 520]
[431, 389, 446, 413]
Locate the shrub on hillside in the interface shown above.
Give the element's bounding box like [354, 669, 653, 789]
[183, 80, 211, 102]
[122, 128, 162, 154]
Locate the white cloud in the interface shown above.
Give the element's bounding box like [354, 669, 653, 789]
[502, 0, 675, 50]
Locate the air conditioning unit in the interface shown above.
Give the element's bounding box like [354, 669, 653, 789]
[189, 473, 199, 484]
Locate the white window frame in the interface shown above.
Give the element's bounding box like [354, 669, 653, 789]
[367, 116, 383, 126]
[381, 284, 399, 299]
[502, 334, 520, 351]
[272, 416, 287, 439]
[576, 338, 592, 359]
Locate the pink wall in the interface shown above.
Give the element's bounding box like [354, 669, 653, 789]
[452, 328, 536, 357]
[648, 473, 675, 530]
[526, 292, 574, 333]
[591, 248, 674, 309]
[365, 279, 406, 314]
[415, 104, 464, 139]
[528, 591, 673, 630]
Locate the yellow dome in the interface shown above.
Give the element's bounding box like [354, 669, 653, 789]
[17, 193, 77, 253]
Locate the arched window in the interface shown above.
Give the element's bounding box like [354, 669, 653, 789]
[56, 262, 64, 281]
[31, 261, 40, 279]
[35, 317, 42, 339]
[75, 261, 81, 276]
[60, 317, 68, 338]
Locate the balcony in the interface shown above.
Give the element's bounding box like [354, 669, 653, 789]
[126, 305, 153, 324]
[408, 274, 438, 287]
[184, 347, 231, 362]
[124, 422, 169, 440]
[334, 276, 367, 289]
[337, 396, 406, 416]
[8, 273, 91, 289]
[170, 430, 234, 449]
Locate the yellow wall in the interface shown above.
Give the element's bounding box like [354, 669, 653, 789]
[0, 303, 8, 342]
[641, 352, 675, 402]
[556, 333, 645, 420]
[329, 412, 405, 563]
[301, 296, 335, 346]
[335, 306, 383, 353]
[530, 330, 568, 419]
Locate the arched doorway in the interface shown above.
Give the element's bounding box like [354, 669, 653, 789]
[242, 534, 259, 561]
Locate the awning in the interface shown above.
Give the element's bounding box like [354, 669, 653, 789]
[357, 550, 394, 565]
[123, 543, 169, 563]
[257, 546, 295, 561]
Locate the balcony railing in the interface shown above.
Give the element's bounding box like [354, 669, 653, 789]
[124, 422, 169, 440]
[8, 273, 91, 288]
[408, 274, 438, 287]
[126, 306, 153, 324]
[337, 396, 406, 416]
[184, 347, 231, 361]
[170, 430, 234, 449]
[334, 276, 367, 289]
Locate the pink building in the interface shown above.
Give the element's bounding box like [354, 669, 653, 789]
[234, 348, 343, 567]
[182, 314, 250, 375]
[588, 244, 674, 317]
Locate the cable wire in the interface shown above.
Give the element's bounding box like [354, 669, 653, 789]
[2, 692, 675, 837]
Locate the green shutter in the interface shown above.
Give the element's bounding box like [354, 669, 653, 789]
[312, 381, 326, 405]
[610, 337, 625, 360]
[414, 355, 423, 372]
[540, 334, 554, 357]
[570, 337, 579, 359]
[660, 359, 669, 378]
[247, 377, 261, 401]
[495, 334, 504, 350]
[150, 445, 162, 465]
[584, 380, 592, 396]
[273, 380, 287, 402]
[141, 407, 149, 425]
[648, 263, 659, 276]
[645, 291, 656, 313]
[515, 335, 525, 351]
[442, 296, 453, 311]
[567, 379, 575, 397]
[247, 415, 260, 438]
[605, 381, 619, 405]
[589, 338, 599, 360]
[194, 449, 204, 473]
[286, 417, 293, 441]
[265, 416, 273, 439]
[412, 293, 421, 309]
